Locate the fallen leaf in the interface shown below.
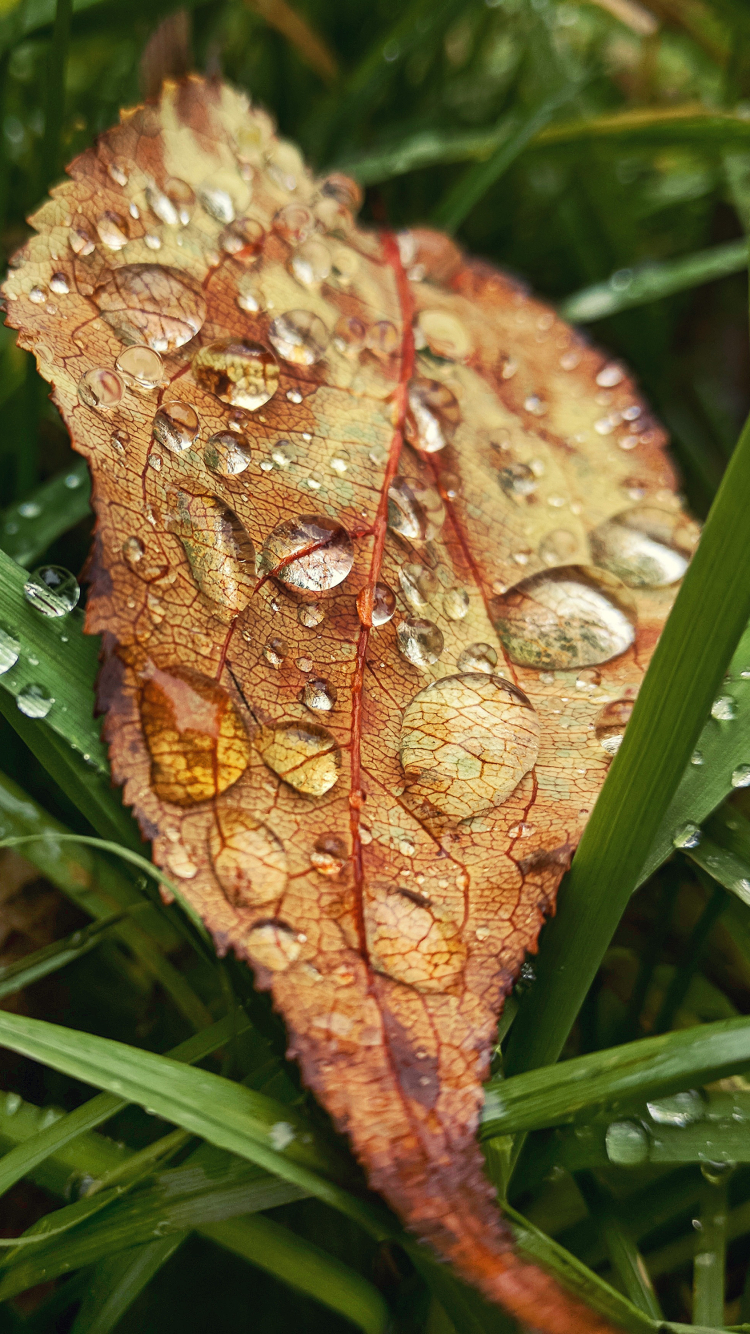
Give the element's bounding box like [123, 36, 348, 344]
[3, 76, 696, 1332]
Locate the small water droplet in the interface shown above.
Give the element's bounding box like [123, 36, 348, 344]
[311, 833, 347, 876]
[596, 363, 624, 387]
[443, 587, 469, 621]
[0, 625, 20, 673]
[396, 618, 444, 668]
[268, 309, 329, 366]
[93, 263, 206, 351]
[49, 271, 69, 295]
[691, 749, 704, 766]
[4, 1092, 21, 1115]
[17, 683, 54, 718]
[148, 453, 163, 472]
[415, 309, 472, 362]
[712, 695, 737, 721]
[366, 321, 399, 356]
[701, 1160, 735, 1185]
[357, 581, 396, 627]
[732, 764, 750, 788]
[673, 821, 701, 850]
[263, 636, 286, 668]
[302, 677, 336, 711]
[595, 698, 633, 755]
[198, 183, 235, 223]
[333, 315, 366, 356]
[29, 285, 46, 303]
[492, 567, 636, 670]
[23, 565, 80, 616]
[237, 276, 264, 313]
[539, 529, 577, 566]
[329, 447, 349, 475]
[172, 496, 256, 615]
[96, 211, 129, 250]
[576, 667, 601, 692]
[77, 367, 124, 410]
[115, 344, 163, 390]
[220, 217, 264, 262]
[499, 462, 537, 499]
[647, 1090, 704, 1126]
[258, 515, 353, 592]
[298, 603, 325, 628]
[388, 476, 445, 542]
[301, 469, 323, 492]
[405, 378, 460, 453]
[456, 643, 497, 673]
[145, 233, 162, 250]
[255, 720, 341, 795]
[605, 1120, 649, 1166]
[204, 430, 252, 476]
[399, 562, 437, 610]
[291, 238, 330, 285]
[245, 919, 304, 971]
[193, 338, 279, 410]
[475, 925, 490, 941]
[69, 225, 95, 256]
[273, 203, 315, 245]
[524, 394, 547, 416]
[152, 400, 199, 453]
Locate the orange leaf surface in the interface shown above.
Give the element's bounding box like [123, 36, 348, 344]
[2, 77, 697, 1332]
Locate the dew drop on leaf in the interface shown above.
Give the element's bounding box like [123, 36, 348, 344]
[298, 603, 325, 628]
[399, 563, 437, 610]
[415, 309, 472, 362]
[672, 821, 702, 850]
[731, 764, 750, 788]
[49, 272, 69, 295]
[0, 625, 20, 673]
[499, 463, 537, 499]
[171, 495, 256, 615]
[492, 567, 636, 670]
[405, 378, 461, 453]
[712, 694, 737, 721]
[197, 183, 236, 223]
[456, 643, 497, 674]
[263, 636, 286, 668]
[210, 809, 287, 907]
[17, 683, 54, 718]
[589, 506, 693, 587]
[140, 664, 250, 805]
[219, 217, 264, 261]
[302, 677, 336, 711]
[203, 430, 252, 476]
[77, 367, 124, 410]
[23, 565, 80, 616]
[115, 344, 163, 390]
[575, 667, 601, 692]
[291, 239, 330, 285]
[333, 315, 366, 356]
[396, 617, 444, 668]
[443, 587, 469, 621]
[273, 203, 315, 245]
[311, 833, 347, 876]
[605, 1121, 649, 1166]
[93, 264, 206, 351]
[152, 400, 199, 453]
[387, 477, 445, 542]
[192, 338, 279, 410]
[258, 514, 353, 592]
[358, 582, 396, 627]
[646, 1090, 704, 1126]
[594, 698, 633, 755]
[539, 529, 578, 566]
[254, 719, 341, 795]
[96, 211, 129, 250]
[268, 310, 329, 366]
[366, 320, 399, 356]
[244, 919, 304, 971]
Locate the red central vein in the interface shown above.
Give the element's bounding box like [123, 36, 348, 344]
[349, 232, 415, 962]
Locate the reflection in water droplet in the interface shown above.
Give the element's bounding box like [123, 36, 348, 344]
[198, 184, 235, 223]
[193, 338, 279, 411]
[210, 808, 287, 907]
[50, 272, 69, 295]
[594, 699, 633, 755]
[152, 401, 199, 453]
[273, 204, 315, 245]
[366, 884, 466, 994]
[291, 239, 330, 285]
[396, 618, 444, 668]
[399, 563, 437, 610]
[387, 477, 445, 542]
[244, 920, 303, 971]
[0, 625, 20, 673]
[255, 719, 341, 795]
[672, 821, 701, 850]
[712, 695, 737, 721]
[605, 1121, 649, 1166]
[590, 506, 693, 587]
[268, 310, 329, 366]
[171, 495, 255, 615]
[539, 529, 578, 566]
[415, 309, 472, 361]
[443, 587, 469, 621]
[258, 515, 353, 592]
[69, 226, 95, 256]
[691, 749, 704, 766]
[77, 368, 124, 410]
[93, 264, 206, 352]
[646, 1090, 704, 1126]
[115, 344, 163, 390]
[311, 833, 347, 876]
[732, 764, 750, 788]
[400, 672, 540, 821]
[204, 431, 252, 476]
[329, 448, 349, 475]
[302, 678, 336, 711]
[576, 667, 601, 691]
[492, 566, 636, 670]
[23, 565, 80, 617]
[220, 218, 264, 262]
[298, 603, 325, 628]
[17, 684, 54, 718]
[140, 664, 250, 805]
[333, 316, 366, 357]
[96, 212, 129, 250]
[456, 643, 497, 674]
[405, 378, 461, 454]
[29, 286, 46, 304]
[357, 582, 396, 627]
[499, 463, 537, 499]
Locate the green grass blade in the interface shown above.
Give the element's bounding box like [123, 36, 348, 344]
[200, 1214, 390, 1334]
[40, 0, 72, 187]
[0, 911, 127, 1000]
[559, 240, 748, 322]
[573, 1172, 662, 1319]
[69, 1235, 189, 1334]
[693, 1176, 728, 1327]
[0, 460, 90, 567]
[505, 412, 750, 1077]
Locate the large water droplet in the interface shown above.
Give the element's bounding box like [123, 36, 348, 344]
[140, 664, 250, 805]
[115, 344, 163, 390]
[268, 310, 329, 366]
[595, 698, 633, 755]
[646, 1090, 704, 1126]
[590, 506, 695, 587]
[170, 494, 255, 615]
[415, 309, 472, 362]
[0, 625, 20, 673]
[69, 225, 95, 256]
[23, 565, 80, 617]
[396, 618, 444, 668]
[605, 1121, 649, 1166]
[492, 567, 636, 670]
[220, 218, 264, 262]
[93, 264, 206, 352]
[311, 833, 347, 876]
[17, 684, 54, 718]
[49, 272, 69, 295]
[244, 920, 304, 971]
[673, 821, 701, 850]
[255, 719, 341, 795]
[499, 463, 537, 499]
[204, 431, 252, 476]
[405, 378, 460, 454]
[302, 678, 336, 711]
[258, 515, 353, 592]
[387, 477, 445, 542]
[443, 587, 469, 621]
[366, 885, 466, 994]
[192, 338, 279, 411]
[400, 673, 540, 821]
[77, 368, 124, 410]
[152, 401, 199, 453]
[210, 808, 287, 907]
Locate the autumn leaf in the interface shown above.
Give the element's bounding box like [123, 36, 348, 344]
[2, 76, 696, 1332]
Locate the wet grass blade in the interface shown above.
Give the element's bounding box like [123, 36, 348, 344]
[559, 239, 748, 322]
[0, 460, 90, 567]
[573, 1172, 662, 1319]
[0, 911, 127, 999]
[69, 1235, 189, 1334]
[505, 411, 750, 1077]
[693, 1176, 728, 1327]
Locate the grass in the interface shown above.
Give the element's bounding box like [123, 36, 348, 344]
[0, 0, 750, 1331]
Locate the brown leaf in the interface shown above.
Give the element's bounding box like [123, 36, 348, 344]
[3, 77, 696, 1332]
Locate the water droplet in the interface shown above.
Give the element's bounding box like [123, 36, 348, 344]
[701, 1160, 735, 1185]
[77, 367, 124, 410]
[443, 587, 469, 621]
[93, 264, 206, 352]
[146, 183, 179, 226]
[333, 315, 366, 356]
[399, 562, 437, 610]
[244, 919, 303, 971]
[590, 506, 693, 587]
[29, 285, 46, 303]
[197, 183, 235, 223]
[524, 394, 547, 416]
[193, 338, 279, 410]
[400, 673, 539, 821]
[210, 809, 287, 907]
[204, 430, 252, 476]
[357, 582, 396, 627]
[4, 1092, 21, 1115]
[396, 618, 444, 668]
[152, 400, 199, 453]
[115, 344, 163, 390]
[255, 719, 341, 795]
[732, 764, 750, 788]
[605, 1121, 649, 1166]
[49, 272, 69, 295]
[301, 469, 323, 492]
[296, 656, 313, 672]
[96, 211, 129, 250]
[492, 567, 636, 670]
[673, 821, 701, 850]
[69, 225, 95, 256]
[539, 528, 578, 566]
[329, 447, 349, 475]
[268, 310, 329, 366]
[291, 239, 330, 285]
[596, 363, 624, 388]
[0, 625, 20, 673]
[258, 515, 353, 592]
[140, 664, 250, 805]
[171, 495, 256, 615]
[263, 636, 286, 668]
[387, 477, 445, 542]
[366, 321, 399, 356]
[415, 309, 472, 362]
[405, 378, 460, 454]
[302, 677, 336, 711]
[691, 749, 704, 766]
[366, 884, 465, 994]
[144, 233, 162, 250]
[499, 462, 537, 499]
[17, 683, 54, 718]
[220, 217, 264, 262]
[576, 667, 601, 692]
[595, 698, 633, 755]
[23, 565, 80, 616]
[311, 833, 347, 876]
[646, 1090, 704, 1126]
[298, 603, 325, 628]
[456, 643, 497, 674]
[712, 695, 737, 721]
[273, 203, 315, 245]
[148, 453, 163, 472]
